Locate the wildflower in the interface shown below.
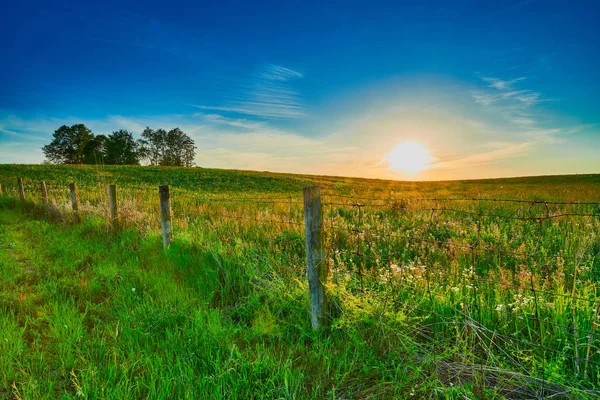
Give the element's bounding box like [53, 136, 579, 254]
[132, 288, 136, 292]
[451, 287, 460, 292]
[495, 304, 504, 312]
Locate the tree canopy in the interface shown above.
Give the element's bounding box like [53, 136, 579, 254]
[140, 127, 196, 167]
[42, 124, 196, 167]
[104, 130, 142, 165]
[82, 134, 106, 164]
[42, 124, 95, 164]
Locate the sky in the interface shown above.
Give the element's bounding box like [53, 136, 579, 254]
[1, 0, 599, 180]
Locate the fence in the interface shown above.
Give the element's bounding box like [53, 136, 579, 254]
[1, 176, 600, 396]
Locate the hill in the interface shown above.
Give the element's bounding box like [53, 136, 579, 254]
[0, 164, 599, 398]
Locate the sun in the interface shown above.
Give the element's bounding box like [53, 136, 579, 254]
[386, 141, 434, 173]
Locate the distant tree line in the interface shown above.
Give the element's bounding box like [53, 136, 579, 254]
[42, 124, 196, 167]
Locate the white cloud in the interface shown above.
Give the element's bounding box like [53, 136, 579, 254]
[195, 63, 306, 119]
[481, 76, 526, 90]
[1, 72, 596, 181]
[429, 141, 534, 172]
[0, 143, 44, 164]
[257, 64, 303, 81]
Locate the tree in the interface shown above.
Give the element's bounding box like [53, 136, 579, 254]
[42, 124, 95, 164]
[82, 134, 106, 164]
[139, 127, 166, 166]
[42, 124, 195, 167]
[140, 127, 196, 167]
[103, 130, 142, 165]
[164, 128, 196, 167]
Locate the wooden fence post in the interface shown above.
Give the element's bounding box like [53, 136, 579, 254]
[0, 183, 3, 196]
[109, 185, 118, 227]
[159, 185, 172, 248]
[303, 185, 328, 329]
[17, 178, 25, 204]
[40, 181, 48, 205]
[69, 183, 79, 213]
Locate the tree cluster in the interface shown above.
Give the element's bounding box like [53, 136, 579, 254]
[140, 127, 196, 167]
[42, 124, 196, 166]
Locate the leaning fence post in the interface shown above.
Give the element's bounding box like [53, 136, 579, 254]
[40, 181, 48, 205]
[109, 185, 118, 227]
[159, 185, 172, 248]
[69, 183, 79, 213]
[17, 177, 25, 204]
[303, 185, 328, 329]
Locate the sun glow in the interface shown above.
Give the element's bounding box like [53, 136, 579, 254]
[386, 141, 434, 174]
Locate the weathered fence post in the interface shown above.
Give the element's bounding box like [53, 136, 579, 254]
[303, 185, 328, 329]
[0, 183, 3, 196]
[17, 178, 25, 204]
[109, 185, 118, 227]
[40, 181, 48, 205]
[69, 183, 79, 213]
[159, 185, 172, 248]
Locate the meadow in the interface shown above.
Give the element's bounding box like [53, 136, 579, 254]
[0, 164, 600, 399]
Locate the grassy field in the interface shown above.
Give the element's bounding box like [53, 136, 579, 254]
[1, 164, 600, 399]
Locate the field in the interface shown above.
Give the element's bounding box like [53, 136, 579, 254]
[1, 164, 600, 399]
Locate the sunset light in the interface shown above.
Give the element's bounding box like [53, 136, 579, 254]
[2, 1, 600, 397]
[386, 141, 435, 174]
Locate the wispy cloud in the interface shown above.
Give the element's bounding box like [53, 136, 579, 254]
[196, 113, 271, 131]
[195, 64, 306, 119]
[108, 116, 147, 133]
[257, 65, 303, 81]
[1, 71, 596, 180]
[0, 142, 44, 163]
[481, 76, 526, 90]
[430, 141, 534, 172]
[0, 127, 48, 142]
[472, 76, 544, 108]
[471, 74, 559, 137]
[433, 72, 599, 177]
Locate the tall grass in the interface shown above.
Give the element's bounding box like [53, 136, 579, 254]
[1, 164, 599, 398]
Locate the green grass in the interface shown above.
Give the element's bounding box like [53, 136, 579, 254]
[1, 164, 600, 399]
[0, 204, 433, 399]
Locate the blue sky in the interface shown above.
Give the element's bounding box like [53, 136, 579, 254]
[1, 0, 599, 179]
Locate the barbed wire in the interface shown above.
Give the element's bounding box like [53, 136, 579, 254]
[327, 224, 598, 263]
[180, 212, 304, 227]
[323, 203, 599, 221]
[2, 175, 600, 386]
[322, 193, 600, 206]
[398, 295, 600, 367]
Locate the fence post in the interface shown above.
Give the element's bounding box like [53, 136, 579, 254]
[109, 185, 118, 227]
[40, 181, 48, 205]
[17, 177, 25, 204]
[69, 183, 79, 213]
[159, 185, 172, 248]
[303, 185, 328, 329]
[0, 183, 3, 196]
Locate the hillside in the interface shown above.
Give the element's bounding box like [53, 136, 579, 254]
[1, 164, 599, 200]
[0, 164, 599, 399]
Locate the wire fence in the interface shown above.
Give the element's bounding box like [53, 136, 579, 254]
[1, 176, 600, 396]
